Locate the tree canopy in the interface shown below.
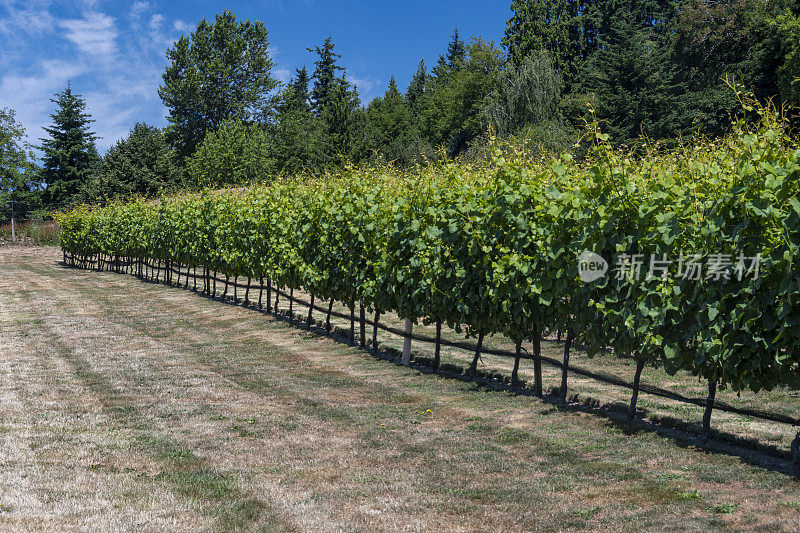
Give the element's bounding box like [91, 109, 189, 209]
[38, 84, 100, 209]
[159, 10, 278, 161]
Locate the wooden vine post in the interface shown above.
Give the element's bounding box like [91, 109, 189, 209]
[372, 309, 381, 348]
[306, 294, 315, 326]
[559, 328, 575, 400]
[325, 299, 334, 333]
[359, 305, 366, 348]
[401, 318, 413, 366]
[532, 333, 543, 397]
[349, 301, 355, 345]
[433, 319, 442, 370]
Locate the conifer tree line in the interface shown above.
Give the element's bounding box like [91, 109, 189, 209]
[2, 2, 799, 220]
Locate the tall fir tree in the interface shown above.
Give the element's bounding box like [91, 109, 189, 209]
[39, 83, 100, 208]
[502, 0, 676, 88]
[405, 59, 427, 115]
[366, 77, 420, 165]
[289, 67, 312, 113]
[419, 37, 504, 156]
[308, 36, 344, 114]
[446, 27, 467, 67]
[578, 10, 683, 143]
[321, 75, 365, 163]
[275, 67, 325, 172]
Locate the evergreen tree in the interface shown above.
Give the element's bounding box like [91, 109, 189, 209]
[287, 67, 312, 113]
[366, 77, 422, 165]
[98, 123, 182, 200]
[159, 11, 278, 161]
[446, 27, 467, 67]
[431, 55, 450, 79]
[669, 0, 800, 135]
[419, 37, 504, 156]
[405, 59, 427, 115]
[578, 10, 683, 143]
[274, 66, 327, 173]
[321, 75, 366, 163]
[502, 0, 676, 88]
[39, 83, 100, 208]
[274, 105, 327, 174]
[308, 36, 344, 114]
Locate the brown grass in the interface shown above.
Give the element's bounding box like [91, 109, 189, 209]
[1, 246, 799, 532]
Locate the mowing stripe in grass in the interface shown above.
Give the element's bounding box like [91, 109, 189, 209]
[13, 289, 294, 533]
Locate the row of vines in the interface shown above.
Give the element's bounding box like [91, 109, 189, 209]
[58, 107, 800, 448]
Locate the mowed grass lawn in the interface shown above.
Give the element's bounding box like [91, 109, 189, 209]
[1, 247, 800, 532]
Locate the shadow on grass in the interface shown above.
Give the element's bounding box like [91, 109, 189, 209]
[59, 259, 800, 479]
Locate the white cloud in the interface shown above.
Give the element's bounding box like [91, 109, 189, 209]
[59, 12, 118, 57]
[275, 68, 291, 84]
[0, 0, 55, 37]
[172, 19, 194, 34]
[149, 13, 163, 30]
[0, 58, 87, 147]
[348, 75, 382, 102]
[130, 1, 149, 19]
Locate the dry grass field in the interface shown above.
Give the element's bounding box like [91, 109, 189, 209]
[2, 246, 800, 532]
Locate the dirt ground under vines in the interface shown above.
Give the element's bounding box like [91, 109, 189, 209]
[1, 246, 799, 532]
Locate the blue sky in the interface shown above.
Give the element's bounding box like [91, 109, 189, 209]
[0, 1, 511, 153]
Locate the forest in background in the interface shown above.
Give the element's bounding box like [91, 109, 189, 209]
[2, 0, 800, 223]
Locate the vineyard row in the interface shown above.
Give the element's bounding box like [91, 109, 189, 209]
[58, 117, 800, 460]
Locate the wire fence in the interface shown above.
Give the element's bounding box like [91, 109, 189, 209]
[62, 251, 800, 462]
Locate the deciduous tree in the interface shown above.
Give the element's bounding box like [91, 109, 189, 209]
[159, 11, 278, 160]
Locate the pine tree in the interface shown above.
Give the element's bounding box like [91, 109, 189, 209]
[39, 83, 100, 208]
[321, 75, 365, 163]
[366, 77, 421, 165]
[275, 67, 325, 172]
[578, 10, 683, 143]
[99, 123, 182, 200]
[405, 59, 427, 114]
[289, 67, 312, 113]
[308, 36, 344, 114]
[418, 37, 504, 156]
[446, 27, 467, 67]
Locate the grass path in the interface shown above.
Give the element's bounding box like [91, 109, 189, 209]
[1, 246, 799, 531]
